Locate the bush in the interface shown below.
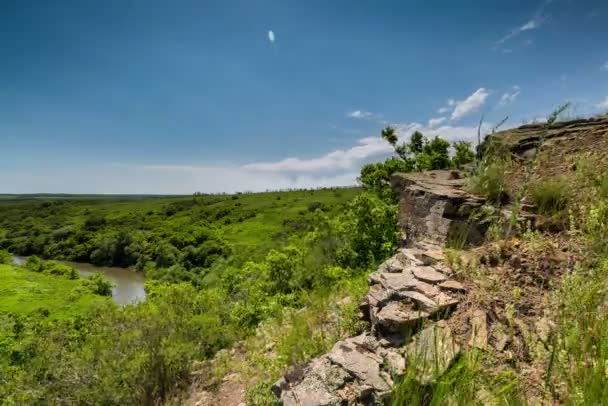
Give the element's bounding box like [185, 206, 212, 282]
[83, 272, 114, 296]
[530, 176, 569, 215]
[24, 255, 43, 272]
[0, 249, 11, 265]
[42, 261, 80, 280]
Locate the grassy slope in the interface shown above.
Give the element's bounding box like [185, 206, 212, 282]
[0, 264, 110, 318]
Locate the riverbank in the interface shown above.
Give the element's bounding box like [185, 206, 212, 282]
[0, 263, 111, 319]
[11, 255, 146, 305]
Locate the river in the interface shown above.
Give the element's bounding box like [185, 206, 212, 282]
[11, 255, 146, 305]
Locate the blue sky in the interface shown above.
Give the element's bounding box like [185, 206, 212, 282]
[2, 0, 607, 193]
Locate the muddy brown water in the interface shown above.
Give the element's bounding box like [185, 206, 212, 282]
[11, 255, 146, 305]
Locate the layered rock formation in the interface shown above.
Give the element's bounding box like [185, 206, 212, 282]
[273, 171, 482, 405]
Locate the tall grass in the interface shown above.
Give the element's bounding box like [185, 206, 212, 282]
[529, 176, 569, 215]
[467, 160, 511, 203]
[392, 351, 524, 405]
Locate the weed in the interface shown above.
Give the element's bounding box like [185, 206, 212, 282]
[530, 176, 569, 215]
[468, 160, 511, 203]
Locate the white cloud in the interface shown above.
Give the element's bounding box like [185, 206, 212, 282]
[450, 88, 491, 121]
[244, 136, 391, 173]
[496, 18, 542, 45]
[499, 86, 521, 106]
[437, 107, 450, 114]
[596, 96, 608, 109]
[428, 117, 447, 128]
[267, 30, 275, 43]
[520, 19, 538, 31]
[347, 110, 373, 119]
[602, 62, 608, 71]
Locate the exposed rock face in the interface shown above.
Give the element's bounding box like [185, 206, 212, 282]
[273, 171, 483, 405]
[274, 240, 465, 405]
[483, 115, 608, 160]
[390, 170, 486, 246]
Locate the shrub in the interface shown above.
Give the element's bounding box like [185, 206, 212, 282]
[0, 249, 11, 265]
[530, 176, 569, 215]
[24, 255, 43, 272]
[82, 272, 114, 296]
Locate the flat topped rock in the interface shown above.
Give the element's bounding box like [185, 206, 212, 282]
[327, 340, 390, 392]
[412, 266, 448, 283]
[438, 280, 466, 292]
[377, 271, 419, 291]
[375, 302, 429, 332]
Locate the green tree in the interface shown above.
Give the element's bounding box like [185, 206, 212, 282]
[381, 126, 398, 146]
[409, 130, 425, 154]
[452, 141, 476, 168]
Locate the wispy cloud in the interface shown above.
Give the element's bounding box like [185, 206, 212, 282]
[451, 88, 491, 120]
[347, 110, 373, 119]
[428, 117, 447, 128]
[495, 18, 542, 45]
[499, 86, 521, 106]
[602, 61, 608, 71]
[596, 96, 608, 110]
[244, 136, 391, 173]
[267, 30, 275, 44]
[244, 121, 485, 178]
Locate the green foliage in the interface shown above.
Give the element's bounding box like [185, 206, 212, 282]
[335, 192, 398, 268]
[585, 200, 608, 253]
[0, 264, 110, 319]
[468, 160, 510, 203]
[0, 189, 358, 283]
[529, 176, 569, 215]
[81, 271, 114, 296]
[452, 141, 476, 168]
[548, 257, 608, 404]
[392, 351, 524, 405]
[359, 157, 412, 201]
[24, 255, 43, 272]
[0, 187, 398, 404]
[0, 283, 233, 404]
[359, 127, 475, 200]
[381, 126, 399, 146]
[0, 249, 11, 264]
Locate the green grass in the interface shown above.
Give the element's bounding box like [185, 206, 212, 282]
[529, 176, 569, 215]
[0, 264, 110, 319]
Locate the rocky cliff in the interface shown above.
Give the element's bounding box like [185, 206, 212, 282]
[271, 116, 608, 405]
[272, 171, 482, 405]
